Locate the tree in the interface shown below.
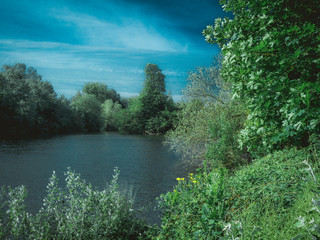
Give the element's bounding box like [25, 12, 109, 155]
[165, 64, 247, 167]
[203, 0, 320, 155]
[115, 97, 144, 134]
[140, 63, 167, 118]
[138, 63, 177, 134]
[101, 99, 122, 131]
[83, 82, 122, 105]
[0, 63, 74, 138]
[71, 93, 103, 132]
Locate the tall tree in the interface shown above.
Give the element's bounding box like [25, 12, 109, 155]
[140, 63, 167, 122]
[203, 0, 320, 155]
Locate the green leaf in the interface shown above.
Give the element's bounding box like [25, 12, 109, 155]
[291, 234, 305, 240]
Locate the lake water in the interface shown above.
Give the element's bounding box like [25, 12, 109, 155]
[0, 132, 191, 224]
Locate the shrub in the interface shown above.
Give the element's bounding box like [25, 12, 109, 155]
[0, 168, 148, 239]
[206, 100, 248, 169]
[156, 168, 228, 239]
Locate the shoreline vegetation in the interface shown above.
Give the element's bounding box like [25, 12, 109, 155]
[1, 0, 319, 239]
[0, 63, 177, 140]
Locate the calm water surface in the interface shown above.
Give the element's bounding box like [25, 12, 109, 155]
[0, 132, 191, 224]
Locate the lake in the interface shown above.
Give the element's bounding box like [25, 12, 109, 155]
[0, 132, 191, 224]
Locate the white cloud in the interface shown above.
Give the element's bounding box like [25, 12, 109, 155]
[51, 9, 187, 53]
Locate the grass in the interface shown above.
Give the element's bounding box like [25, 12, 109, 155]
[154, 144, 320, 240]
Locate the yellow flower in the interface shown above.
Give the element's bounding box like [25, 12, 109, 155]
[176, 178, 181, 181]
[193, 180, 197, 183]
[190, 173, 193, 176]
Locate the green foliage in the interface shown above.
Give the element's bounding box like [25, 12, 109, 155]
[140, 63, 167, 119]
[71, 93, 104, 132]
[139, 63, 177, 134]
[142, 63, 166, 95]
[156, 169, 227, 239]
[291, 162, 320, 240]
[166, 100, 214, 163]
[0, 63, 77, 138]
[206, 100, 248, 169]
[115, 63, 177, 135]
[155, 144, 320, 239]
[203, 0, 320, 155]
[222, 146, 320, 239]
[101, 99, 122, 131]
[0, 168, 148, 239]
[145, 107, 176, 135]
[165, 64, 247, 167]
[116, 97, 145, 134]
[0, 63, 176, 137]
[83, 82, 123, 106]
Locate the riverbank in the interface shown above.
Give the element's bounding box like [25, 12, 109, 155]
[153, 144, 320, 239]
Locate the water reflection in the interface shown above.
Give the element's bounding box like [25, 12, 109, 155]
[0, 133, 191, 224]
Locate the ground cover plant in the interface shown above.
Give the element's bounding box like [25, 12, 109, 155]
[223, 145, 320, 239]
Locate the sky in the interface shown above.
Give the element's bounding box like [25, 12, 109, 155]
[0, 0, 226, 101]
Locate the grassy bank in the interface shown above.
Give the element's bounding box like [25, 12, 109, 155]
[153, 144, 320, 239]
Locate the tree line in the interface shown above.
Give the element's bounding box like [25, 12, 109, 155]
[0, 63, 177, 139]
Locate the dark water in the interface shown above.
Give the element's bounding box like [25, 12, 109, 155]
[0, 132, 191, 224]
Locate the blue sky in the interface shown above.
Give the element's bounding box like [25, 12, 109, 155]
[0, 0, 226, 100]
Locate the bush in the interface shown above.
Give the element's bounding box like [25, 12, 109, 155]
[0, 168, 148, 239]
[206, 100, 248, 169]
[155, 168, 228, 239]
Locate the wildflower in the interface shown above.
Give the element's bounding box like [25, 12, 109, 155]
[176, 177, 184, 181]
[192, 180, 197, 183]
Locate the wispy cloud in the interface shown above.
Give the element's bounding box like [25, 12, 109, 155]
[51, 8, 187, 53]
